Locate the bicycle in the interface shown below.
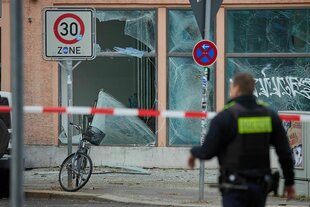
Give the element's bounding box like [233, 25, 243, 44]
[58, 123, 105, 192]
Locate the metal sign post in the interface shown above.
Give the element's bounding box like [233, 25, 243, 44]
[66, 60, 73, 156]
[198, 0, 212, 201]
[65, 60, 73, 187]
[57, 60, 72, 188]
[58, 60, 81, 156]
[58, 60, 81, 187]
[199, 67, 209, 200]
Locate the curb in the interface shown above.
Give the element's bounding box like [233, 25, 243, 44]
[24, 190, 210, 207]
[25, 190, 104, 202]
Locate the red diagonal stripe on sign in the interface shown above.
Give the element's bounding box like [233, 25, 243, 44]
[198, 45, 213, 61]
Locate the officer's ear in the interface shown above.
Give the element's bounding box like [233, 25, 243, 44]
[229, 84, 240, 98]
[229, 83, 234, 97]
[235, 86, 242, 96]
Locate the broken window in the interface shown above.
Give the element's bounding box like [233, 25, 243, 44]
[168, 10, 215, 145]
[168, 10, 202, 53]
[60, 10, 157, 146]
[226, 9, 310, 111]
[227, 9, 310, 53]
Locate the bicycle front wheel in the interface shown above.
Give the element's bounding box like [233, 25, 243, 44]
[59, 152, 93, 192]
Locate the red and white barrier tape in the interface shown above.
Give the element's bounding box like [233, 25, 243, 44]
[0, 106, 217, 119]
[0, 106, 309, 122]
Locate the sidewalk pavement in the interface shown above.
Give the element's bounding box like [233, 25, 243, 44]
[24, 167, 309, 207]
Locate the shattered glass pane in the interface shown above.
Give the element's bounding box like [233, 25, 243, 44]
[91, 90, 155, 145]
[227, 9, 310, 53]
[96, 10, 156, 52]
[168, 58, 215, 145]
[167, 9, 216, 146]
[226, 58, 310, 111]
[168, 10, 202, 52]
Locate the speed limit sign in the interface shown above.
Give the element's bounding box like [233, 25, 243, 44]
[43, 8, 96, 60]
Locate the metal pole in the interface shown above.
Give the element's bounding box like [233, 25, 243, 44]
[66, 60, 73, 156]
[198, 0, 212, 201]
[204, 0, 211, 40]
[65, 60, 73, 187]
[10, 0, 24, 206]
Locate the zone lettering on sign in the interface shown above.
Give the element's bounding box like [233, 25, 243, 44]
[43, 8, 95, 60]
[192, 40, 218, 67]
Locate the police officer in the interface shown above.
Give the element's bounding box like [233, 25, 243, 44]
[188, 73, 295, 207]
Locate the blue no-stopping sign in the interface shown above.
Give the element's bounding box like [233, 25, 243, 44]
[193, 40, 218, 67]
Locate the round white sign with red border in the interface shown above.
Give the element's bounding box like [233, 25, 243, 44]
[192, 40, 218, 67]
[53, 13, 85, 45]
[44, 8, 95, 60]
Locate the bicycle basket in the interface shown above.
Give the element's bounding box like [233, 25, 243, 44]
[82, 126, 105, 146]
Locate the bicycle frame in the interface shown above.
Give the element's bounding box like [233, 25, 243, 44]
[77, 139, 90, 155]
[69, 122, 91, 155]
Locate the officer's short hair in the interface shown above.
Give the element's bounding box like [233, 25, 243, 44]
[233, 73, 255, 95]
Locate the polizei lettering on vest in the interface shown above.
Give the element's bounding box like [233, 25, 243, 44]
[238, 116, 272, 134]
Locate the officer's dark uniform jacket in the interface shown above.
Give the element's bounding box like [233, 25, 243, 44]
[191, 95, 294, 186]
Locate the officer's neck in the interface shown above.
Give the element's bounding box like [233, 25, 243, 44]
[233, 94, 256, 104]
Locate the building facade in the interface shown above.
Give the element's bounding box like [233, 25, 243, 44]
[0, 0, 310, 195]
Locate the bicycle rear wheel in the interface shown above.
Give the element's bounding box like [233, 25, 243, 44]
[59, 152, 93, 192]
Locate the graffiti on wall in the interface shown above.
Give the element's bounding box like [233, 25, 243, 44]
[283, 121, 303, 169]
[254, 68, 310, 100]
[227, 58, 310, 111]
